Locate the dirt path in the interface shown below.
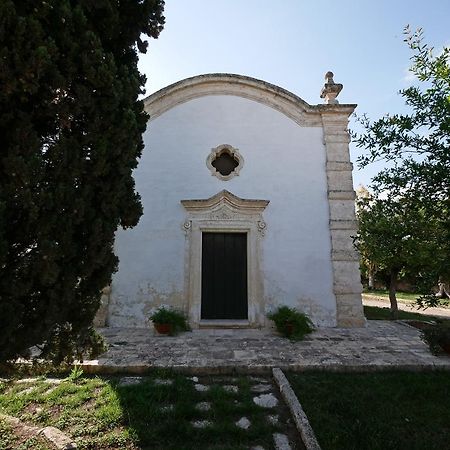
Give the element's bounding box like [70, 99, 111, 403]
[362, 294, 450, 318]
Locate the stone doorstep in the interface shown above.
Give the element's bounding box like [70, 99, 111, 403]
[198, 320, 252, 329]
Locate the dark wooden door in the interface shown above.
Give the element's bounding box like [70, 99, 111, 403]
[201, 232, 248, 320]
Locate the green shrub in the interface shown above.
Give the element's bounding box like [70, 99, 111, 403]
[421, 322, 450, 354]
[149, 307, 190, 335]
[267, 306, 314, 340]
[67, 364, 84, 383]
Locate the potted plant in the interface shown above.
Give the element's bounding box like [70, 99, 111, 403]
[149, 307, 190, 335]
[421, 321, 450, 355]
[267, 306, 314, 341]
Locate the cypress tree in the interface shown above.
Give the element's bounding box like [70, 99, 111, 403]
[0, 0, 165, 363]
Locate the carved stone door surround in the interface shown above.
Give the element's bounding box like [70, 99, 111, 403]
[181, 190, 269, 328]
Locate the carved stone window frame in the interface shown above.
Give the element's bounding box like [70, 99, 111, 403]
[206, 144, 244, 181]
[181, 190, 269, 328]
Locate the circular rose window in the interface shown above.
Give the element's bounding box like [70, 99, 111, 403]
[206, 144, 244, 181]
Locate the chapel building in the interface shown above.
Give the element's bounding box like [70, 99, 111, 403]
[97, 73, 365, 329]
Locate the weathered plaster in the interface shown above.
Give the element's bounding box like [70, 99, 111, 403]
[109, 283, 183, 328]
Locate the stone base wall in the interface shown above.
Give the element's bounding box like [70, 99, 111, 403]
[93, 286, 111, 327]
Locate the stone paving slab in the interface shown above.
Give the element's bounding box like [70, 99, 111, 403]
[80, 321, 450, 374]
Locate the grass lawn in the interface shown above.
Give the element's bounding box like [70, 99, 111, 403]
[0, 415, 54, 450]
[0, 419, 16, 449]
[288, 371, 450, 450]
[0, 371, 297, 450]
[363, 305, 448, 322]
[362, 289, 420, 302]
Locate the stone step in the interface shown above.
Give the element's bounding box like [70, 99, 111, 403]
[198, 320, 252, 329]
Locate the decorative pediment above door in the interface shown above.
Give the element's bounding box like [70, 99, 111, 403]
[181, 189, 269, 214]
[181, 190, 269, 235]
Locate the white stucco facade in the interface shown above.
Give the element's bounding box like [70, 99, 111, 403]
[103, 74, 365, 329]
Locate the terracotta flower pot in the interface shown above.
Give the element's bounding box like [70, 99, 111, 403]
[154, 323, 172, 335]
[285, 322, 295, 336]
[440, 341, 450, 354]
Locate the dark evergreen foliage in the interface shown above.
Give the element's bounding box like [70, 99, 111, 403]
[0, 0, 164, 363]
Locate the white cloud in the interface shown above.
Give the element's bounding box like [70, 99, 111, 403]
[402, 68, 417, 84]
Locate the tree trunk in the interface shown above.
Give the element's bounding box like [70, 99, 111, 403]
[368, 269, 375, 290]
[436, 280, 450, 299]
[389, 269, 399, 320]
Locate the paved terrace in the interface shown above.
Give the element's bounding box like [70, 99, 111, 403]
[82, 321, 450, 374]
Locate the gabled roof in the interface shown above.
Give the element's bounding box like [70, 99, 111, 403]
[143, 73, 356, 126]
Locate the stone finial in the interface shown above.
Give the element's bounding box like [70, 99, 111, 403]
[320, 71, 343, 104]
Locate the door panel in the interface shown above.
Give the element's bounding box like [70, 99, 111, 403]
[201, 232, 248, 320]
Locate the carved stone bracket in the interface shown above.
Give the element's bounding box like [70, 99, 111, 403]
[257, 220, 267, 235]
[182, 220, 192, 235]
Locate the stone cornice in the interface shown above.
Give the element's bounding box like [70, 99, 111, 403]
[144, 74, 357, 126]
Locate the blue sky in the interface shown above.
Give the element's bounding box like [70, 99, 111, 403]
[138, 0, 449, 188]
